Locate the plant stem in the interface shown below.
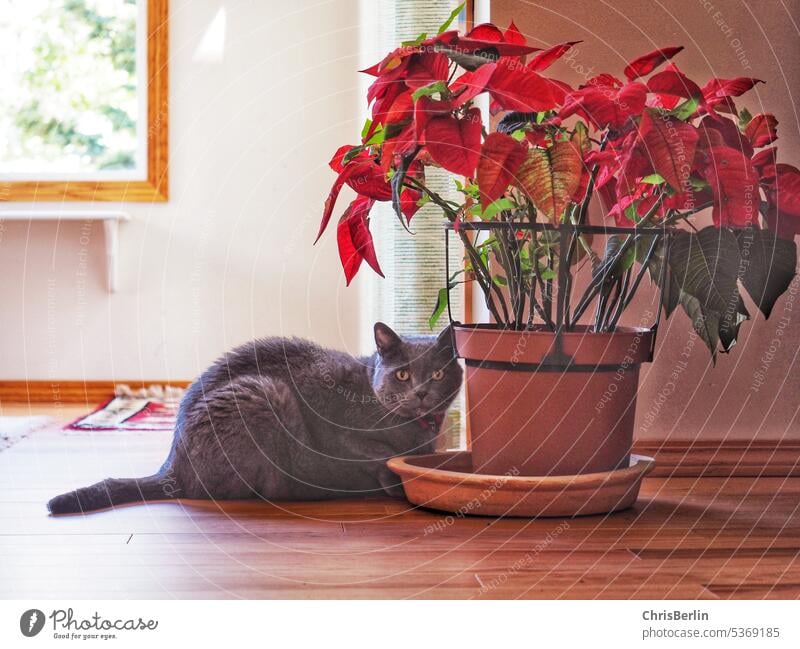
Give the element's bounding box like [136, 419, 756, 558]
[607, 233, 660, 330]
[569, 196, 665, 327]
[404, 177, 508, 323]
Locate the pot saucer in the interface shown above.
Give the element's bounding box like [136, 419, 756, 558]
[387, 451, 655, 517]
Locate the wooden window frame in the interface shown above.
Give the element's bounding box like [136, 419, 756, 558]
[0, 0, 169, 203]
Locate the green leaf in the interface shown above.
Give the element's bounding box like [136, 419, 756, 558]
[679, 290, 720, 360]
[402, 32, 428, 47]
[411, 80, 449, 102]
[718, 296, 749, 353]
[689, 176, 709, 191]
[493, 275, 508, 287]
[363, 124, 385, 146]
[437, 3, 464, 34]
[439, 47, 497, 71]
[540, 268, 557, 280]
[669, 96, 700, 121]
[669, 227, 742, 314]
[736, 228, 797, 318]
[429, 287, 449, 329]
[342, 146, 364, 165]
[669, 227, 750, 356]
[636, 237, 679, 317]
[641, 173, 667, 185]
[429, 269, 465, 329]
[592, 236, 627, 286]
[480, 197, 515, 220]
[360, 119, 372, 140]
[738, 107, 753, 129]
[623, 203, 639, 224]
[389, 156, 415, 233]
[455, 179, 480, 199]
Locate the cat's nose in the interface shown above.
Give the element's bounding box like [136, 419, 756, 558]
[415, 388, 428, 400]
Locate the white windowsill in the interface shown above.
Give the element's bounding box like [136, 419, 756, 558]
[0, 209, 131, 292]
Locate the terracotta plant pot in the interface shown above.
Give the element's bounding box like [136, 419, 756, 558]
[453, 324, 654, 477]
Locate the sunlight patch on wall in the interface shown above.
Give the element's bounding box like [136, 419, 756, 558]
[193, 7, 227, 63]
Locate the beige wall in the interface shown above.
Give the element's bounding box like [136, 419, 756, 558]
[0, 0, 366, 382]
[492, 0, 800, 440]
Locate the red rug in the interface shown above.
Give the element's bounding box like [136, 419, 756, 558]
[68, 396, 179, 431]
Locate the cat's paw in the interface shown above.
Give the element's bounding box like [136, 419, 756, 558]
[383, 484, 406, 499]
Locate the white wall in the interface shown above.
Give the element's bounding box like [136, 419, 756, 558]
[0, 0, 367, 381]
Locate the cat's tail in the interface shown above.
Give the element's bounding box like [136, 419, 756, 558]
[47, 473, 179, 515]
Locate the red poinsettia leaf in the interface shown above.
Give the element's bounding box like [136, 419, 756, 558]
[584, 149, 618, 190]
[614, 82, 649, 125]
[764, 204, 800, 240]
[450, 63, 497, 107]
[623, 46, 684, 80]
[752, 146, 778, 181]
[697, 115, 753, 158]
[503, 20, 526, 46]
[337, 196, 381, 285]
[764, 165, 800, 238]
[646, 63, 703, 101]
[768, 164, 800, 218]
[359, 62, 382, 77]
[424, 108, 482, 177]
[595, 176, 618, 213]
[583, 73, 623, 90]
[523, 125, 550, 148]
[400, 186, 423, 221]
[466, 23, 504, 42]
[366, 56, 409, 105]
[413, 95, 454, 140]
[380, 123, 417, 174]
[517, 141, 583, 223]
[703, 77, 764, 106]
[639, 110, 699, 191]
[455, 24, 540, 57]
[329, 144, 360, 173]
[477, 132, 527, 209]
[561, 82, 646, 130]
[404, 53, 450, 90]
[488, 59, 564, 112]
[421, 30, 460, 49]
[345, 160, 392, 201]
[368, 81, 407, 137]
[702, 145, 760, 227]
[318, 160, 368, 243]
[744, 113, 778, 148]
[337, 224, 362, 285]
[383, 90, 414, 124]
[526, 41, 581, 72]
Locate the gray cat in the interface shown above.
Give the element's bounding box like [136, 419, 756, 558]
[47, 323, 462, 514]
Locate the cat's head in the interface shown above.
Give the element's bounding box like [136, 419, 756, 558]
[371, 322, 463, 421]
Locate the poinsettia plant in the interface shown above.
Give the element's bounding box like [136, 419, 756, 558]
[316, 8, 800, 357]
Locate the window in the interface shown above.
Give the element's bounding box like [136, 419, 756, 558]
[359, 0, 470, 448]
[0, 0, 168, 201]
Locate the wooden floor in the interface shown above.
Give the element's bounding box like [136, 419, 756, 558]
[1, 403, 798, 599]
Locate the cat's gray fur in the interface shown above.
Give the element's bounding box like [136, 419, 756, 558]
[47, 323, 462, 514]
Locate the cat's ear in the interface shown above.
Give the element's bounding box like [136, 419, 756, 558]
[374, 322, 402, 355]
[435, 325, 456, 357]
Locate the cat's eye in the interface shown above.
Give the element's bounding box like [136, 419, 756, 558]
[431, 369, 445, 381]
[395, 369, 410, 382]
